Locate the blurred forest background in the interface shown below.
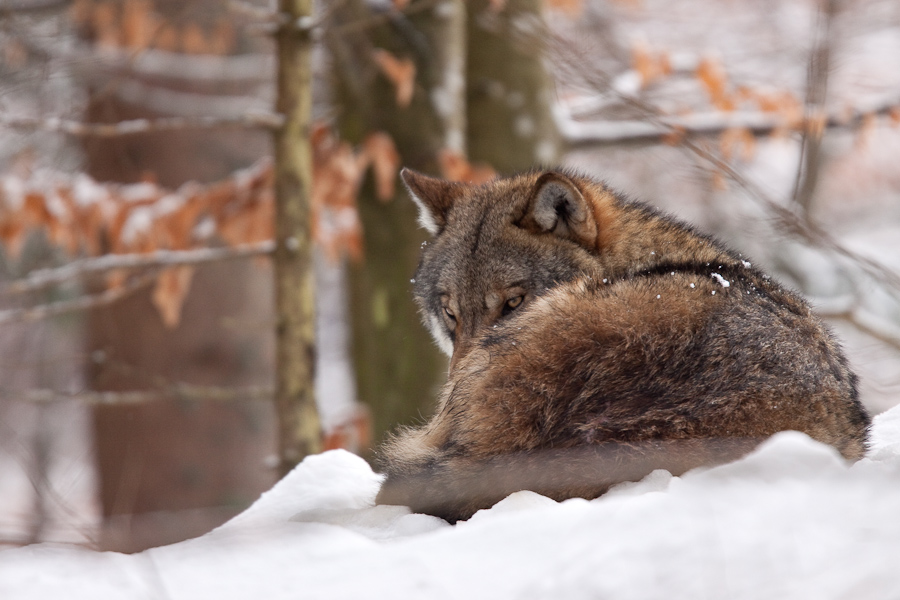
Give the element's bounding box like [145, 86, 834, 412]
[0, 0, 898, 553]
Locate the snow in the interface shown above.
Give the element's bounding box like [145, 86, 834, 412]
[3, 405, 900, 600]
[711, 272, 731, 287]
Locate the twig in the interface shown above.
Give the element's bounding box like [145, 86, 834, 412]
[226, 0, 278, 22]
[16, 384, 274, 406]
[0, 271, 158, 326]
[2, 242, 275, 297]
[0, 112, 285, 137]
[813, 303, 900, 353]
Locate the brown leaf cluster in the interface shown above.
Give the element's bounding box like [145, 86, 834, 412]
[312, 125, 400, 262]
[323, 404, 372, 454]
[0, 160, 273, 327]
[70, 0, 235, 55]
[0, 126, 401, 326]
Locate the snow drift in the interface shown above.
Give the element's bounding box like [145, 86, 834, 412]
[3, 404, 900, 600]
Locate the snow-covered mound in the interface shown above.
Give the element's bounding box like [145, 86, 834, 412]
[4, 405, 900, 600]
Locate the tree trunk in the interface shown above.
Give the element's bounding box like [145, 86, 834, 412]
[273, 0, 321, 476]
[328, 0, 467, 447]
[466, 0, 560, 172]
[82, 2, 277, 552]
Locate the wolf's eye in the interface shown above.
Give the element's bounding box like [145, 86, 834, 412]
[443, 306, 456, 323]
[503, 295, 524, 316]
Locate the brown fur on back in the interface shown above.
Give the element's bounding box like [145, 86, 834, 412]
[376, 169, 870, 523]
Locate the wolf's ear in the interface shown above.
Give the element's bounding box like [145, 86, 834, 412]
[520, 172, 598, 248]
[401, 168, 465, 236]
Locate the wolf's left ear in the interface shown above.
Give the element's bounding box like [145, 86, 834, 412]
[520, 172, 598, 249]
[401, 168, 465, 236]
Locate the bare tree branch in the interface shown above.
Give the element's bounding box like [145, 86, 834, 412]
[0, 112, 285, 137]
[560, 93, 900, 149]
[2, 242, 275, 297]
[0, 271, 158, 326]
[812, 296, 900, 353]
[0, 0, 69, 14]
[15, 384, 274, 406]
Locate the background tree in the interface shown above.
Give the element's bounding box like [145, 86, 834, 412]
[327, 0, 466, 445]
[328, 0, 561, 445]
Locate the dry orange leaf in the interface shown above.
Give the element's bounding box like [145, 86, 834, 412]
[889, 106, 900, 128]
[69, 0, 93, 26]
[155, 23, 179, 52]
[631, 42, 671, 88]
[719, 128, 756, 162]
[209, 20, 236, 55]
[854, 113, 876, 151]
[711, 170, 727, 191]
[661, 126, 686, 147]
[803, 110, 827, 140]
[182, 23, 210, 55]
[92, 2, 121, 49]
[122, 0, 156, 51]
[438, 150, 496, 184]
[152, 266, 195, 329]
[105, 269, 128, 291]
[362, 132, 400, 201]
[323, 404, 372, 453]
[696, 56, 732, 111]
[545, 0, 584, 15]
[372, 49, 416, 108]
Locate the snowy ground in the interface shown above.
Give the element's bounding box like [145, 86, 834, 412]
[2, 404, 899, 600]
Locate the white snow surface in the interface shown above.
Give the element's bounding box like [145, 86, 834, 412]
[4, 405, 900, 600]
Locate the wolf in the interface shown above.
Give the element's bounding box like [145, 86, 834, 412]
[375, 168, 871, 523]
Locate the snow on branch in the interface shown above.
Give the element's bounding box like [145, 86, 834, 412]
[0, 270, 158, 326]
[0, 112, 285, 137]
[560, 93, 900, 149]
[15, 383, 274, 406]
[1, 242, 275, 297]
[0, 158, 276, 327]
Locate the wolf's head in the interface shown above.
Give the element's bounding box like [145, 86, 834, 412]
[402, 169, 614, 369]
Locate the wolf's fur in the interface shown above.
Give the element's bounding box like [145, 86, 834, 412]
[376, 169, 870, 523]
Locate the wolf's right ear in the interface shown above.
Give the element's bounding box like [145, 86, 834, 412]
[401, 168, 465, 236]
[520, 172, 598, 249]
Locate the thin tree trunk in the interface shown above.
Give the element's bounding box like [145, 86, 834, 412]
[273, 0, 321, 476]
[791, 0, 838, 218]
